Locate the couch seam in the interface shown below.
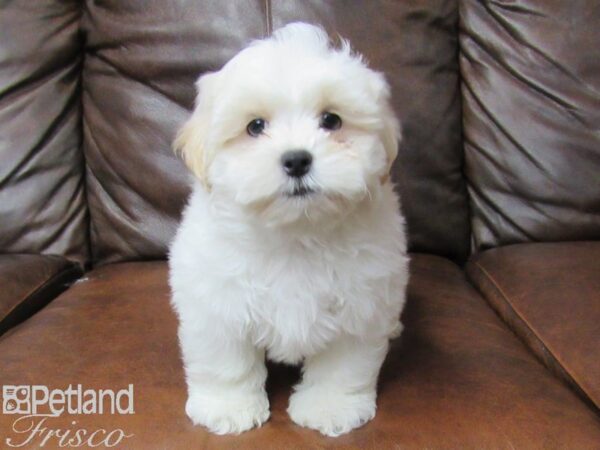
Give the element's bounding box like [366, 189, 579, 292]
[78, 1, 93, 268]
[0, 263, 82, 325]
[456, 0, 475, 263]
[471, 260, 598, 410]
[264, 0, 272, 36]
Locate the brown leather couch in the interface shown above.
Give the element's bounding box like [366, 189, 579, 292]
[1, 1, 598, 448]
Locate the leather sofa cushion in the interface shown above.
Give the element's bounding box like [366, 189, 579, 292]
[0, 0, 89, 263]
[0, 255, 598, 448]
[82, 0, 470, 266]
[460, 0, 600, 251]
[467, 242, 600, 410]
[0, 254, 82, 336]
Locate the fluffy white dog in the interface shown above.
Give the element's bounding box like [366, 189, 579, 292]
[169, 22, 409, 437]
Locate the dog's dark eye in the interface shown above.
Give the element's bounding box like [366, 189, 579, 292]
[246, 118, 266, 137]
[319, 112, 342, 131]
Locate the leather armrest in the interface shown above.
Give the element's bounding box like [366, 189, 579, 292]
[0, 254, 82, 336]
[467, 242, 600, 411]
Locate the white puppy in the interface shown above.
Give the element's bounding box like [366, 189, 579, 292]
[169, 22, 409, 437]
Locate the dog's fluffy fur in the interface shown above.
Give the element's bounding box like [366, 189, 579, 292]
[169, 23, 409, 437]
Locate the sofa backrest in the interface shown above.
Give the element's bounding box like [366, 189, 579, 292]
[460, 0, 600, 251]
[0, 0, 89, 265]
[7, 2, 596, 267]
[81, 0, 471, 266]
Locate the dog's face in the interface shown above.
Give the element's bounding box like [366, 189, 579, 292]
[175, 23, 400, 227]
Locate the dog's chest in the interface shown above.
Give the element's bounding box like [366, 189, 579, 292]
[243, 241, 368, 362]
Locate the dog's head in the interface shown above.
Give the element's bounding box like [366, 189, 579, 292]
[175, 23, 400, 227]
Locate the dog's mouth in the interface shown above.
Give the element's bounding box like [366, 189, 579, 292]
[284, 182, 316, 198]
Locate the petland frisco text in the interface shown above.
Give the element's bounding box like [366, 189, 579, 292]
[2, 384, 134, 447]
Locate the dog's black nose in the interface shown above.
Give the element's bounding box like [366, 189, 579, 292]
[281, 150, 312, 178]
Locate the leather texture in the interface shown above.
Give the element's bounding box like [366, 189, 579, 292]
[0, 254, 82, 336]
[0, 0, 89, 264]
[81, 0, 470, 265]
[467, 242, 600, 411]
[460, 0, 600, 251]
[0, 256, 598, 449]
[81, 0, 268, 265]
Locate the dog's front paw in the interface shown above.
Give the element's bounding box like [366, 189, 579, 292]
[287, 386, 376, 437]
[186, 390, 270, 435]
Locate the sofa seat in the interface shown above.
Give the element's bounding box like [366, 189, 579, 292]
[467, 242, 600, 411]
[0, 254, 82, 336]
[0, 255, 598, 449]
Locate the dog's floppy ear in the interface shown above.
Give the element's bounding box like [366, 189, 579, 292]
[380, 104, 401, 183]
[174, 72, 219, 187]
[370, 72, 401, 183]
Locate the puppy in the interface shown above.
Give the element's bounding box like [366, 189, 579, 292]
[169, 22, 409, 437]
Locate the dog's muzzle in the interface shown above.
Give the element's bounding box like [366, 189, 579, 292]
[288, 184, 314, 197]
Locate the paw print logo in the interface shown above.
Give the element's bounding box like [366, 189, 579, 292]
[2, 386, 31, 414]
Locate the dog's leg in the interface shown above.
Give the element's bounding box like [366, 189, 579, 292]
[179, 323, 269, 434]
[287, 334, 389, 436]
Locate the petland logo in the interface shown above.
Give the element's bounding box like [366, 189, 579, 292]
[2, 385, 134, 448]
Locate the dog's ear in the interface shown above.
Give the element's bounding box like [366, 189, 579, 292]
[373, 74, 401, 180]
[174, 72, 218, 187]
[380, 102, 401, 178]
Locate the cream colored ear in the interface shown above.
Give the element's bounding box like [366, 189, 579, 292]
[381, 102, 401, 177]
[173, 72, 218, 187]
[369, 71, 401, 182]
